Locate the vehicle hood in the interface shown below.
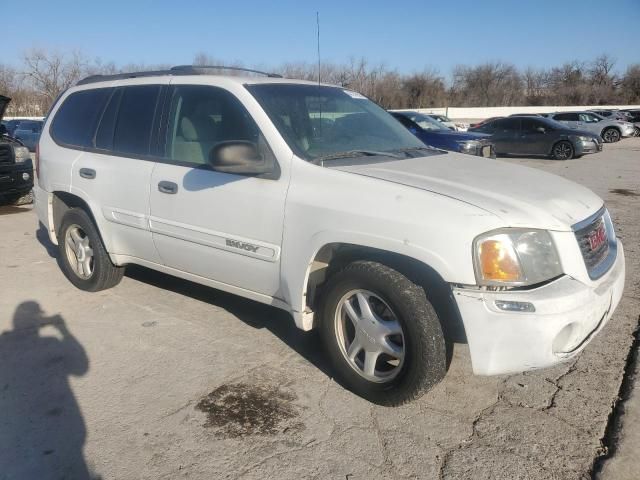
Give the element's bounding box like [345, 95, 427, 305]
[0, 95, 9, 122]
[330, 154, 602, 230]
[424, 129, 491, 140]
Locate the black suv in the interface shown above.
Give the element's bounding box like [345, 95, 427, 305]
[0, 96, 34, 205]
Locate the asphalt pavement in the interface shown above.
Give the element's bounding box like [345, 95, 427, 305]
[1, 139, 638, 479]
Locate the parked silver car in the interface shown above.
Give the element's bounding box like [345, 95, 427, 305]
[546, 111, 635, 143]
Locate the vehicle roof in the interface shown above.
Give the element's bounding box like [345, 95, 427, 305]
[68, 74, 341, 95]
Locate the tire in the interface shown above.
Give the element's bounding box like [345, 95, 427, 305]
[633, 126, 640, 137]
[319, 260, 446, 405]
[57, 208, 124, 292]
[602, 127, 621, 143]
[551, 140, 574, 160]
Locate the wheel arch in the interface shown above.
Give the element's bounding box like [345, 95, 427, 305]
[296, 242, 466, 342]
[51, 190, 112, 252]
[601, 125, 621, 138]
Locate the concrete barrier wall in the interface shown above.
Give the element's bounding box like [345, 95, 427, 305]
[399, 105, 640, 121]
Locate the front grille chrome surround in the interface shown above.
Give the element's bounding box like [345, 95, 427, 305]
[573, 207, 617, 280]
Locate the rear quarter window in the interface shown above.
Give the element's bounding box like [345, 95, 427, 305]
[50, 88, 112, 148]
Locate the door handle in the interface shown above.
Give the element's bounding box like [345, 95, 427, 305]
[79, 168, 96, 179]
[158, 181, 178, 194]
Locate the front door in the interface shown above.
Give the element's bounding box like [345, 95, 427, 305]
[148, 84, 288, 296]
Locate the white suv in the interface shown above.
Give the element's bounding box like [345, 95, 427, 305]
[35, 66, 625, 405]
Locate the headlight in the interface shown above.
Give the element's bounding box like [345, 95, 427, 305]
[577, 136, 593, 142]
[14, 146, 31, 163]
[473, 229, 562, 286]
[457, 140, 480, 153]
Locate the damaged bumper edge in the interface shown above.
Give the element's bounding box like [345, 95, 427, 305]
[453, 241, 625, 376]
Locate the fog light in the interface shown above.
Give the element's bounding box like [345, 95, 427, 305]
[22, 173, 30, 181]
[494, 300, 535, 313]
[552, 323, 582, 353]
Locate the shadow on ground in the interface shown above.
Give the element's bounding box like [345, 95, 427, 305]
[0, 301, 98, 479]
[125, 265, 332, 378]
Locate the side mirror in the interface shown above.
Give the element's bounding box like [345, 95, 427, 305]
[536, 126, 546, 133]
[208, 141, 274, 177]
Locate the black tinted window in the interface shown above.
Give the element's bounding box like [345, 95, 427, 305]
[51, 88, 112, 147]
[165, 85, 264, 165]
[113, 85, 161, 156]
[553, 113, 578, 121]
[521, 118, 546, 132]
[95, 89, 121, 150]
[493, 118, 519, 131]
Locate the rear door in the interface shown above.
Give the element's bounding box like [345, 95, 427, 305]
[486, 118, 520, 154]
[148, 84, 287, 296]
[64, 84, 165, 263]
[519, 118, 553, 155]
[552, 112, 579, 129]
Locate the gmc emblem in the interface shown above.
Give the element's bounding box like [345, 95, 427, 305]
[588, 224, 607, 251]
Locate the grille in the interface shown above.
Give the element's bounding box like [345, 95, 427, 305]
[0, 145, 13, 164]
[575, 214, 610, 274]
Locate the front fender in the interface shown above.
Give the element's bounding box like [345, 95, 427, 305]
[281, 229, 460, 319]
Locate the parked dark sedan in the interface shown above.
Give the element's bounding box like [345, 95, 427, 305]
[468, 116, 602, 160]
[13, 120, 43, 152]
[391, 111, 495, 157]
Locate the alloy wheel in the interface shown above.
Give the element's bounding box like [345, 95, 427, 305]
[334, 289, 405, 383]
[553, 142, 573, 160]
[64, 224, 94, 279]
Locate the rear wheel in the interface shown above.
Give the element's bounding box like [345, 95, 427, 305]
[319, 260, 446, 405]
[602, 127, 621, 143]
[551, 141, 574, 160]
[58, 208, 124, 291]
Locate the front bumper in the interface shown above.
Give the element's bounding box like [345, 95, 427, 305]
[0, 162, 34, 196]
[621, 125, 635, 137]
[577, 139, 602, 154]
[453, 241, 625, 375]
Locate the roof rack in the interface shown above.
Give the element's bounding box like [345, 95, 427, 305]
[76, 64, 282, 86]
[171, 65, 282, 78]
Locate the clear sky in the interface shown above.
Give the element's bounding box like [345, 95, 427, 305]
[4, 0, 639, 75]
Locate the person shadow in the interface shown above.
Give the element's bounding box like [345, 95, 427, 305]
[0, 301, 96, 479]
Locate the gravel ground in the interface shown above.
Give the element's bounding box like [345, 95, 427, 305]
[0, 138, 638, 480]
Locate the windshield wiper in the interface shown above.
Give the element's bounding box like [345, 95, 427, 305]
[312, 149, 403, 165]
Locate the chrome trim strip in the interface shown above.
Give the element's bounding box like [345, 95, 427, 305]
[571, 205, 606, 232]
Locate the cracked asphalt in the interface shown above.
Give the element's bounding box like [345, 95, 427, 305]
[0, 138, 638, 479]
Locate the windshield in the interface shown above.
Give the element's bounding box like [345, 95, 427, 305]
[406, 113, 449, 131]
[246, 84, 425, 161]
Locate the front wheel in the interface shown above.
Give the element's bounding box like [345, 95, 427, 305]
[602, 127, 621, 143]
[552, 141, 574, 160]
[58, 208, 124, 292]
[319, 260, 446, 405]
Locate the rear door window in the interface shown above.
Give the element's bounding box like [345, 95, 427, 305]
[493, 118, 520, 131]
[112, 85, 161, 156]
[553, 113, 579, 121]
[51, 88, 112, 148]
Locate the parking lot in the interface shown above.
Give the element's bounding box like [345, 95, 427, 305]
[1, 139, 638, 479]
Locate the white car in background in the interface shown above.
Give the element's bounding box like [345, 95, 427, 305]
[425, 113, 468, 131]
[547, 111, 635, 143]
[35, 66, 625, 405]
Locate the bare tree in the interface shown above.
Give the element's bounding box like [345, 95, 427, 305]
[22, 49, 86, 104]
